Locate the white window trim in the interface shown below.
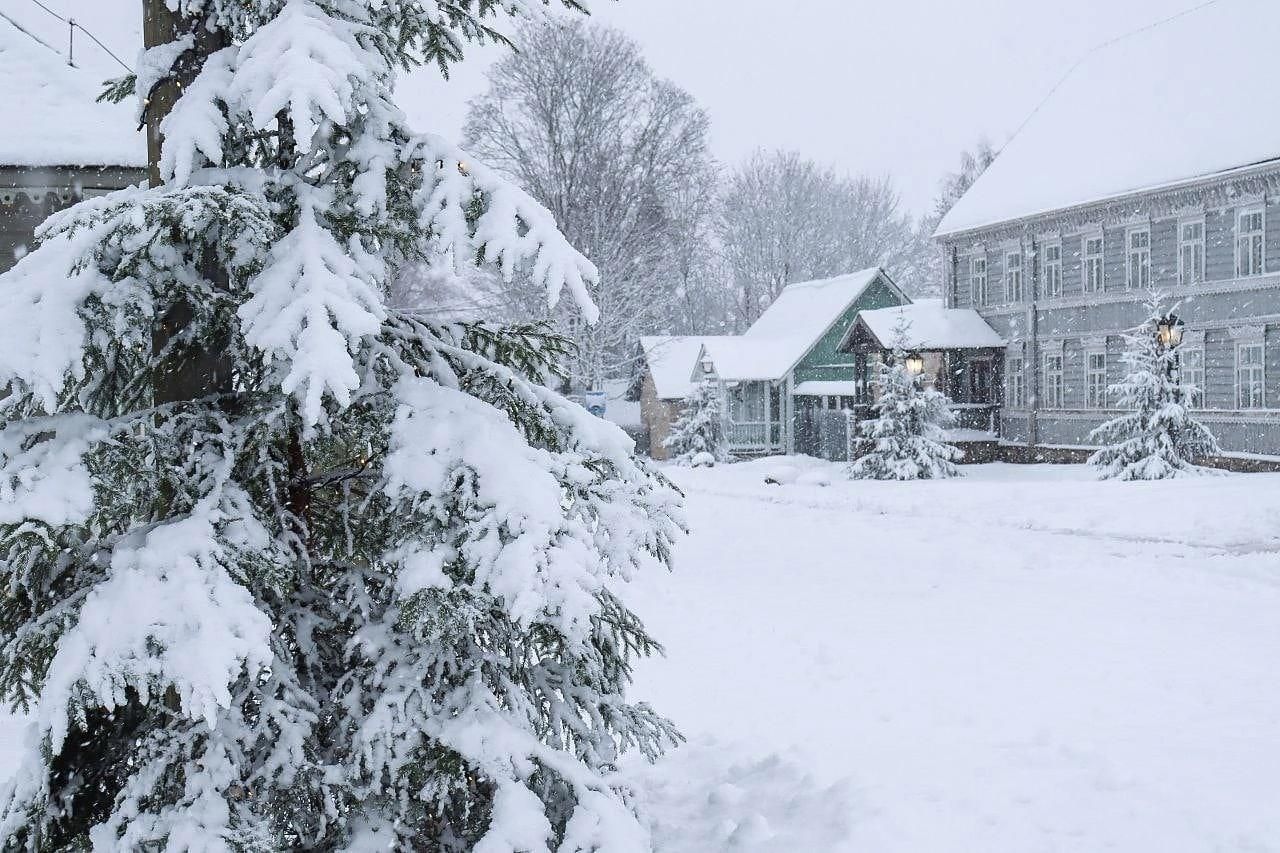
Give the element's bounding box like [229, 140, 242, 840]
[1180, 345, 1206, 409]
[1085, 345, 1108, 410]
[1082, 232, 1105, 294]
[1041, 241, 1063, 300]
[1178, 217, 1206, 286]
[1235, 341, 1266, 410]
[1006, 356, 1027, 409]
[1042, 350, 1064, 408]
[1235, 203, 1266, 278]
[970, 254, 988, 306]
[1125, 225, 1151, 290]
[1005, 249, 1026, 304]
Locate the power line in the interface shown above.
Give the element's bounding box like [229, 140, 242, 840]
[24, 0, 133, 73]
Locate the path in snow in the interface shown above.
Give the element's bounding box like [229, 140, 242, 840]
[625, 461, 1280, 853]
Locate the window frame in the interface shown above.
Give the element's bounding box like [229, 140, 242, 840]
[1042, 351, 1064, 408]
[1235, 204, 1265, 278]
[1042, 242, 1062, 299]
[1082, 233, 1105, 293]
[1235, 342, 1266, 409]
[1006, 355, 1026, 409]
[1125, 225, 1151, 290]
[1086, 349, 1108, 409]
[1181, 346, 1206, 409]
[1178, 218, 1205, 286]
[970, 254, 988, 306]
[1004, 249, 1024, 303]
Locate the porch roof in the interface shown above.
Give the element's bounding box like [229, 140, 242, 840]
[640, 335, 736, 400]
[846, 300, 1004, 351]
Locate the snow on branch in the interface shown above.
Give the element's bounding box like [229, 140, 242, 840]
[403, 134, 601, 324]
[239, 183, 386, 425]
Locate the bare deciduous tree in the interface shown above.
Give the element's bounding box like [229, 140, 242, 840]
[718, 150, 920, 324]
[913, 139, 999, 297]
[463, 21, 722, 388]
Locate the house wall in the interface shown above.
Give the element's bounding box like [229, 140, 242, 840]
[639, 371, 681, 460]
[0, 166, 146, 272]
[943, 163, 1280, 457]
[791, 277, 907, 384]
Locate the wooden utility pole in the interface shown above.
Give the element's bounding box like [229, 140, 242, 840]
[142, 0, 233, 402]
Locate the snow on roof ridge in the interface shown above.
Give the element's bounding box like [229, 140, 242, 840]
[935, 0, 1274, 238]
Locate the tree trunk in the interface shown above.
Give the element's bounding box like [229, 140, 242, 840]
[143, 0, 233, 404]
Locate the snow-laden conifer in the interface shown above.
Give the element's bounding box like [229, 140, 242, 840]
[1088, 290, 1220, 480]
[849, 318, 961, 481]
[663, 381, 731, 467]
[0, 2, 683, 850]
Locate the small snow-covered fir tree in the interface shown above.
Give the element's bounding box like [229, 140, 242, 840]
[0, 1, 684, 850]
[663, 381, 731, 467]
[1088, 290, 1220, 480]
[849, 319, 961, 480]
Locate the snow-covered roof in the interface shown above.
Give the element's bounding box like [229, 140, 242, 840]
[853, 300, 1004, 350]
[696, 337, 799, 383]
[640, 335, 733, 400]
[792, 381, 861, 397]
[700, 268, 901, 382]
[0, 13, 145, 168]
[935, 0, 1280, 237]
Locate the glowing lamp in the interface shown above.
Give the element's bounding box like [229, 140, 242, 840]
[1156, 315, 1185, 350]
[904, 352, 926, 375]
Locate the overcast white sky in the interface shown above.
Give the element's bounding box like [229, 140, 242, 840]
[15, 0, 1211, 214]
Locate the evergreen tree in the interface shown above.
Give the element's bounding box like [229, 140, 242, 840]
[0, 1, 683, 850]
[849, 320, 962, 481]
[1088, 290, 1220, 480]
[663, 382, 731, 467]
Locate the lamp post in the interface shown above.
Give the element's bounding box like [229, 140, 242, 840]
[904, 352, 926, 377]
[1155, 314, 1185, 400]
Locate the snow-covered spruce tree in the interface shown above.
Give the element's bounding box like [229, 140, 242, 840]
[849, 320, 961, 481]
[662, 381, 730, 467]
[1088, 290, 1220, 480]
[0, 2, 684, 851]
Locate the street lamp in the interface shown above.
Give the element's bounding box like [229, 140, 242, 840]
[1156, 314, 1185, 351]
[904, 352, 926, 376]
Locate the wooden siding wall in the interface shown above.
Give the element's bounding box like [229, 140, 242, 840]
[943, 167, 1280, 457]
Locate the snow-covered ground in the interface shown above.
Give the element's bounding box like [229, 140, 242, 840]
[624, 459, 1280, 852]
[2, 459, 1277, 851]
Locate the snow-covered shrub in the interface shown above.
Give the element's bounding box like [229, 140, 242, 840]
[849, 321, 961, 481]
[665, 381, 732, 467]
[0, 2, 684, 850]
[1089, 290, 1220, 480]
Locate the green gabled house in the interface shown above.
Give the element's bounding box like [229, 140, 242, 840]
[693, 268, 907, 459]
[639, 267, 1004, 461]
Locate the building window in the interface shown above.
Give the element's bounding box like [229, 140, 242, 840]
[1181, 347, 1205, 408]
[1007, 356, 1026, 408]
[1003, 249, 1024, 302]
[1236, 206, 1265, 277]
[1042, 243, 1062, 299]
[1083, 235, 1104, 293]
[1179, 221, 1204, 285]
[1043, 352, 1064, 407]
[970, 255, 988, 305]
[1087, 351, 1108, 408]
[1126, 227, 1151, 290]
[1236, 343, 1265, 409]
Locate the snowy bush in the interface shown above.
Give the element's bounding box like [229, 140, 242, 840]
[849, 321, 961, 481]
[0, 2, 685, 850]
[664, 381, 732, 467]
[1089, 290, 1220, 480]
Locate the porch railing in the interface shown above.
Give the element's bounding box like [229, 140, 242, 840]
[726, 420, 784, 453]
